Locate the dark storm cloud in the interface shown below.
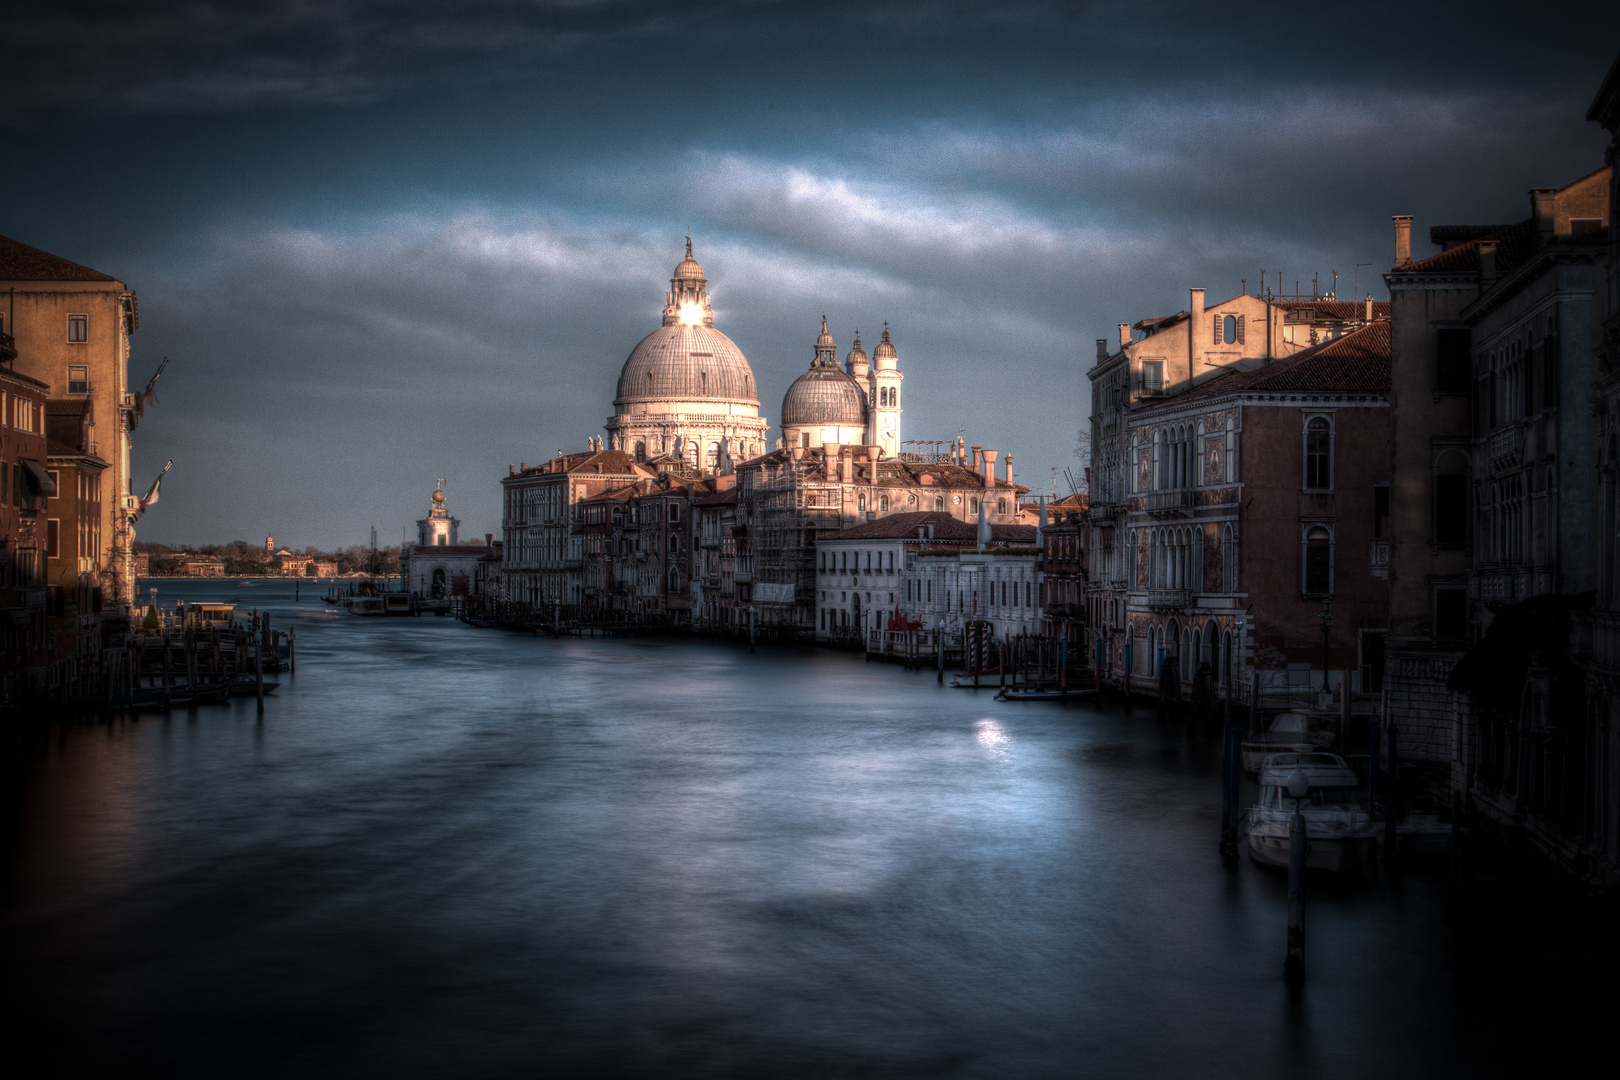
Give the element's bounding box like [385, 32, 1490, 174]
[2, 1, 1615, 546]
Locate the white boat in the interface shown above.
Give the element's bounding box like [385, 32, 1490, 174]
[996, 687, 1095, 701]
[1241, 712, 1332, 772]
[1247, 751, 1377, 872]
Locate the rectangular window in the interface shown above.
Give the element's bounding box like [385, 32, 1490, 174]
[1141, 361, 1164, 395]
[1436, 328, 1470, 393]
[46, 518, 59, 559]
[68, 366, 88, 394]
[1374, 484, 1390, 539]
[1434, 588, 1468, 641]
[1304, 418, 1332, 490]
[67, 315, 88, 343]
[1435, 475, 1468, 545]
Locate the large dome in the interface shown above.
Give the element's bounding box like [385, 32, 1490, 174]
[781, 364, 867, 428]
[615, 323, 759, 406]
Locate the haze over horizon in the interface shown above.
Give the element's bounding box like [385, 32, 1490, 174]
[4, 1, 1615, 550]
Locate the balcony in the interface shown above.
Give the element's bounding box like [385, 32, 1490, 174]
[1472, 564, 1554, 607]
[699, 535, 720, 548]
[1488, 425, 1524, 473]
[1088, 501, 1120, 522]
[1369, 538, 1390, 579]
[1147, 588, 1191, 611]
[1145, 489, 1191, 517]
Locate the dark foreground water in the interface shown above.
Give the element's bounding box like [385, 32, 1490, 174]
[0, 580, 1585, 1078]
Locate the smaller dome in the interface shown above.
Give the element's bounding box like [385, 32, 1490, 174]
[815, 315, 835, 352]
[845, 333, 868, 369]
[873, 326, 898, 361]
[781, 365, 868, 429]
[673, 237, 704, 281]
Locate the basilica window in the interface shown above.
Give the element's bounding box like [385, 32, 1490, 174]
[880, 495, 889, 511]
[934, 496, 944, 511]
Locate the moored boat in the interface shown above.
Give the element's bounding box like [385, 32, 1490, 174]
[1247, 751, 1377, 872]
[996, 687, 1095, 702]
[1241, 712, 1332, 772]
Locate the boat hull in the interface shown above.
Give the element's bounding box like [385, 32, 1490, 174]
[1247, 831, 1363, 873]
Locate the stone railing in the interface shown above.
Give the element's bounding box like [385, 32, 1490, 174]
[1489, 424, 1524, 472]
[1147, 588, 1191, 611]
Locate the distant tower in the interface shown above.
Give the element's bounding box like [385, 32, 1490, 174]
[869, 325, 903, 459]
[264, 534, 273, 554]
[417, 479, 459, 547]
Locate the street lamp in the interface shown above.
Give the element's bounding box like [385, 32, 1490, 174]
[1317, 601, 1333, 694]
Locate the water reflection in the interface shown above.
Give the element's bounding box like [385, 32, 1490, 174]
[0, 581, 1567, 1078]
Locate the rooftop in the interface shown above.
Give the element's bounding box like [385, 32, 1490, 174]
[0, 234, 118, 282]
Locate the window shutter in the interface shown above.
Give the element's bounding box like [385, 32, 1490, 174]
[1236, 316, 1245, 344]
[1213, 314, 1221, 344]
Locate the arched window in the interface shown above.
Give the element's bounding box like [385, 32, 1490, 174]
[1222, 524, 1236, 593]
[858, 494, 867, 513]
[1303, 525, 1333, 597]
[1195, 421, 1206, 487]
[879, 495, 890, 511]
[668, 567, 680, 593]
[668, 534, 680, 554]
[1152, 430, 1164, 490]
[934, 496, 944, 511]
[1224, 414, 1237, 483]
[1304, 416, 1332, 490]
[1130, 432, 1141, 493]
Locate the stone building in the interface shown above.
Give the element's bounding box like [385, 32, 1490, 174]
[1089, 314, 1391, 700]
[44, 397, 110, 677]
[1087, 287, 1389, 692]
[780, 320, 904, 458]
[576, 473, 700, 625]
[1382, 158, 1612, 768]
[605, 240, 770, 468]
[1041, 506, 1088, 643]
[0, 235, 141, 608]
[0, 343, 52, 699]
[402, 483, 496, 600]
[498, 447, 655, 612]
[1586, 50, 1620, 889]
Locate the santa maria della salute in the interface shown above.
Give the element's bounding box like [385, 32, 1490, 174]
[603, 239, 905, 467]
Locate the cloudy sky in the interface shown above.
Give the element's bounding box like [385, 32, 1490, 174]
[3, 1, 1616, 549]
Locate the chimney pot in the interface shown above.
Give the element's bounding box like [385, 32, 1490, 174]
[1096, 338, 1108, 361]
[1392, 215, 1413, 267]
[1365, 295, 1373, 321]
[1531, 187, 1556, 244]
[1004, 453, 1013, 487]
[1478, 240, 1498, 286]
[982, 448, 997, 486]
[1119, 323, 1132, 347]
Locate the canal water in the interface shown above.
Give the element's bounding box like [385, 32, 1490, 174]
[0, 581, 1581, 1077]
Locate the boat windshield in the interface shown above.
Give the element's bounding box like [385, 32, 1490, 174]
[1260, 785, 1361, 810]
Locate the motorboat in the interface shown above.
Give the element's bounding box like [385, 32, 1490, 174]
[383, 594, 413, 616]
[1241, 712, 1332, 772]
[342, 596, 386, 616]
[996, 687, 1095, 702]
[1247, 751, 1377, 872]
[1396, 797, 1452, 857]
[230, 672, 280, 696]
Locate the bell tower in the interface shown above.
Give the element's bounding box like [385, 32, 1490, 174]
[870, 325, 903, 459]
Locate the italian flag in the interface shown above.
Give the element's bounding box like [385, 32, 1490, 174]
[133, 460, 172, 522]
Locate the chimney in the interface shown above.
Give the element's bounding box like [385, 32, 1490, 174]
[509, 465, 516, 475]
[867, 447, 878, 483]
[520, 462, 527, 471]
[1004, 453, 1013, 487]
[981, 448, 997, 487]
[485, 533, 493, 546]
[1478, 240, 1498, 287]
[1189, 288, 1205, 379]
[840, 450, 851, 485]
[1096, 338, 1108, 361]
[926, 522, 934, 540]
[1530, 187, 1556, 246]
[1119, 323, 1132, 347]
[971, 445, 982, 474]
[1392, 215, 1413, 267]
[1364, 295, 1373, 322]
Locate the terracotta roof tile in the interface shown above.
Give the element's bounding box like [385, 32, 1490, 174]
[0, 235, 117, 282]
[1154, 321, 1390, 407]
[826, 511, 1036, 544]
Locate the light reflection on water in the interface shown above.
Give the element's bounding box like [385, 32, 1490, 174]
[0, 581, 1554, 1077]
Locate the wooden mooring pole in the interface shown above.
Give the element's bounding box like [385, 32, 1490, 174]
[1285, 804, 1307, 984]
